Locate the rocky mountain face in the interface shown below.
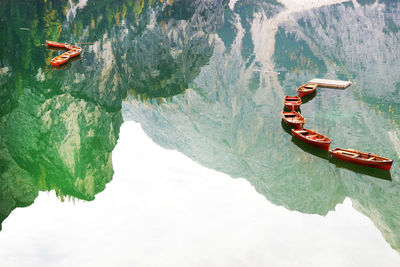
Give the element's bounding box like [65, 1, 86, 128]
[1, 0, 400, 254]
[283, 0, 400, 102]
[278, 0, 400, 251]
[0, 0, 126, 229]
[0, 0, 228, 229]
[123, 0, 400, 252]
[1, 90, 121, 199]
[0, 135, 37, 231]
[113, 0, 228, 99]
[0, 85, 122, 229]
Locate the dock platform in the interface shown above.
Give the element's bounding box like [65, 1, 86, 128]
[308, 78, 352, 89]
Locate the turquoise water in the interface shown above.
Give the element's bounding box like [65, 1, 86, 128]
[1, 0, 400, 265]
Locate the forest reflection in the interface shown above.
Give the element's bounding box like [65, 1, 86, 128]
[1, 0, 400, 257]
[0, 0, 229, 228]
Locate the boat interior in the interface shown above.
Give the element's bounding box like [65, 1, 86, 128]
[296, 130, 326, 140]
[284, 114, 297, 118]
[337, 150, 382, 161]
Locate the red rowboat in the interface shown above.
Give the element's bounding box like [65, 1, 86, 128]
[329, 148, 393, 170]
[65, 44, 81, 50]
[284, 96, 301, 111]
[281, 111, 306, 129]
[291, 128, 331, 151]
[65, 48, 82, 58]
[46, 41, 82, 66]
[46, 40, 66, 48]
[51, 54, 70, 66]
[297, 83, 317, 97]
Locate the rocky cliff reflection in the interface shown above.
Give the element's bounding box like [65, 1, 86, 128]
[123, 0, 400, 252]
[115, 0, 226, 99]
[1, 0, 400, 255]
[0, 0, 228, 228]
[0, 88, 122, 229]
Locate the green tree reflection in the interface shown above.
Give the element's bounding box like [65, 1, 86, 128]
[0, 0, 228, 229]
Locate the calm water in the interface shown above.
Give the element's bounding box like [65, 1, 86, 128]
[1, 0, 400, 266]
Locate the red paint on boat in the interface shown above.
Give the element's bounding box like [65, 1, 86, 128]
[65, 48, 82, 58]
[46, 40, 66, 48]
[64, 44, 80, 50]
[292, 128, 331, 151]
[47, 41, 82, 66]
[284, 96, 301, 111]
[329, 148, 393, 170]
[51, 54, 70, 66]
[281, 111, 306, 129]
[297, 83, 317, 97]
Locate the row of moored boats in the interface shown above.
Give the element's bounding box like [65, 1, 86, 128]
[46, 41, 82, 66]
[282, 83, 393, 171]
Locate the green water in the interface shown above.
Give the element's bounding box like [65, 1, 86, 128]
[1, 0, 400, 261]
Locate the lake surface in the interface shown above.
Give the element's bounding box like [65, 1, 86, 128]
[1, 0, 400, 266]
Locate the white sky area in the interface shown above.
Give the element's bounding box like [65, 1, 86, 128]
[0, 121, 399, 266]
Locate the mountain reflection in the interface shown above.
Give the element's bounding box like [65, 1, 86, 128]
[123, 0, 400, 253]
[1, 0, 400, 256]
[0, 0, 131, 229]
[0, 0, 229, 228]
[114, 0, 227, 99]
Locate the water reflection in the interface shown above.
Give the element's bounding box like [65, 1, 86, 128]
[291, 136, 330, 161]
[0, 0, 228, 228]
[0, 88, 122, 229]
[1, 0, 400, 257]
[123, 0, 400, 253]
[0, 0, 129, 228]
[114, 0, 228, 99]
[280, 119, 293, 135]
[329, 157, 392, 181]
[300, 90, 317, 104]
[282, 120, 391, 179]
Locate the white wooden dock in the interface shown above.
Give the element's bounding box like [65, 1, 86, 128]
[308, 78, 352, 89]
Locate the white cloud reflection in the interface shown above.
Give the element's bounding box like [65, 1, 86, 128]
[0, 121, 399, 267]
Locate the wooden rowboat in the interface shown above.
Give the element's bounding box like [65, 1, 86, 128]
[46, 41, 82, 66]
[297, 83, 317, 97]
[46, 40, 66, 48]
[284, 96, 301, 111]
[292, 128, 331, 151]
[281, 111, 305, 129]
[329, 148, 393, 170]
[51, 54, 70, 66]
[65, 48, 82, 58]
[64, 44, 80, 50]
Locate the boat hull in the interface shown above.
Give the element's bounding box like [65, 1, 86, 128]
[292, 129, 331, 151]
[281, 111, 305, 129]
[46, 40, 66, 48]
[47, 40, 82, 66]
[284, 103, 301, 111]
[284, 96, 301, 111]
[298, 90, 313, 98]
[51, 54, 70, 66]
[297, 84, 317, 98]
[64, 44, 80, 50]
[329, 149, 393, 170]
[65, 48, 82, 58]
